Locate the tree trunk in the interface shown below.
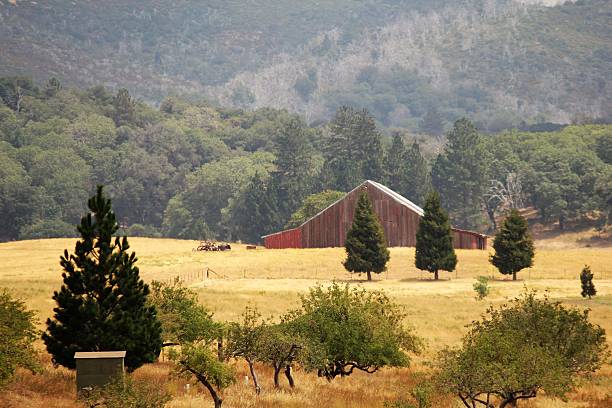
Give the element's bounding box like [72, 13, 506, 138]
[513, 272, 516, 281]
[367, 271, 371, 281]
[500, 398, 517, 408]
[247, 359, 261, 395]
[284, 365, 295, 388]
[434, 270, 439, 280]
[195, 372, 223, 408]
[559, 216, 565, 231]
[273, 364, 282, 388]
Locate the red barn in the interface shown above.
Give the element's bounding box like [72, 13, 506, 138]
[263, 180, 487, 250]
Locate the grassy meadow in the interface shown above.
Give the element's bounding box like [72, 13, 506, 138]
[0, 233, 611, 407]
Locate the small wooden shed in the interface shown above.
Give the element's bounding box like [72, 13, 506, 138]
[74, 351, 126, 392]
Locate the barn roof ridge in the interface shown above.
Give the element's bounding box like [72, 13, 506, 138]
[261, 180, 424, 238]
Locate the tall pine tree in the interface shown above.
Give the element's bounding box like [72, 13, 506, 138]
[112, 88, 135, 127]
[272, 117, 316, 221]
[343, 191, 390, 281]
[43, 186, 162, 371]
[384, 132, 407, 192]
[403, 140, 430, 206]
[431, 118, 488, 230]
[324, 106, 360, 191]
[415, 191, 457, 280]
[490, 209, 535, 281]
[354, 108, 384, 182]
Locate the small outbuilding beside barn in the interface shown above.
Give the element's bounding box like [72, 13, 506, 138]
[263, 180, 487, 250]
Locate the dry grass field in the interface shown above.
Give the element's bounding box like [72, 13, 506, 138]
[0, 231, 611, 407]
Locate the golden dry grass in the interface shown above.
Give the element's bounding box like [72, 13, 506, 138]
[0, 232, 610, 407]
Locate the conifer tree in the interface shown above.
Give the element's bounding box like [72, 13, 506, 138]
[43, 186, 162, 371]
[228, 172, 280, 244]
[403, 140, 430, 206]
[354, 108, 384, 182]
[324, 106, 360, 191]
[273, 117, 316, 221]
[415, 191, 457, 280]
[490, 209, 534, 281]
[384, 132, 407, 192]
[431, 118, 489, 230]
[113, 88, 135, 126]
[580, 265, 596, 299]
[343, 191, 390, 281]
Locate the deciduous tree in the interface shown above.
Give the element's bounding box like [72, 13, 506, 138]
[436, 291, 608, 408]
[0, 289, 40, 387]
[290, 283, 421, 380]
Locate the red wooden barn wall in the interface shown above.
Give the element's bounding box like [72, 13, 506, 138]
[263, 181, 487, 250]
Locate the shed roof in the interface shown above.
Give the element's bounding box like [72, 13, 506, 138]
[74, 351, 126, 359]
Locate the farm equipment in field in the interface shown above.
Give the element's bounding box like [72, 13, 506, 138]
[194, 240, 232, 252]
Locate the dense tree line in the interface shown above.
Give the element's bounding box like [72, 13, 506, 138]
[0, 77, 610, 242]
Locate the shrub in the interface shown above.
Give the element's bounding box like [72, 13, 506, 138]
[473, 276, 490, 300]
[436, 291, 609, 408]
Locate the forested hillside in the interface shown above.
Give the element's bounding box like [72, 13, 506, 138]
[0, 0, 610, 129]
[0, 78, 609, 242]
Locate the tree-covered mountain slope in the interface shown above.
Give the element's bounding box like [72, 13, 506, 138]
[0, 0, 610, 128]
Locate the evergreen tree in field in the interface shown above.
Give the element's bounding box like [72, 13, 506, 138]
[228, 172, 281, 244]
[113, 88, 135, 126]
[343, 191, 390, 281]
[580, 265, 596, 299]
[431, 118, 489, 230]
[490, 209, 534, 281]
[384, 132, 407, 192]
[403, 140, 430, 206]
[415, 191, 457, 280]
[43, 186, 162, 371]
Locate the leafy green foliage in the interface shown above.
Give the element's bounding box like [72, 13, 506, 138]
[226, 306, 267, 393]
[490, 209, 534, 280]
[580, 265, 597, 299]
[343, 192, 390, 281]
[256, 322, 302, 388]
[472, 276, 490, 301]
[148, 279, 220, 346]
[0, 76, 609, 242]
[81, 374, 171, 408]
[289, 283, 421, 380]
[0, 289, 40, 387]
[436, 291, 609, 408]
[286, 190, 345, 228]
[169, 343, 235, 408]
[43, 186, 162, 371]
[415, 191, 457, 280]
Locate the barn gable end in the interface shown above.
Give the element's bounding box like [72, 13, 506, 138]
[263, 180, 487, 250]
